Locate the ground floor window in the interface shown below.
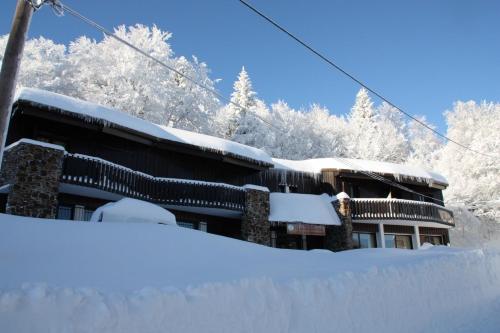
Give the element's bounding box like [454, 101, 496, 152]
[421, 235, 443, 245]
[352, 232, 377, 249]
[57, 205, 72, 220]
[385, 234, 413, 249]
[57, 204, 94, 221]
[177, 221, 195, 229]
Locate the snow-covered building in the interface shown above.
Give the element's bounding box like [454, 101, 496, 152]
[0, 88, 454, 250]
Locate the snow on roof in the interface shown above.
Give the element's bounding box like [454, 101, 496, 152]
[269, 193, 341, 225]
[90, 198, 177, 225]
[242, 184, 270, 192]
[14, 88, 447, 186]
[15, 88, 273, 166]
[272, 157, 448, 186]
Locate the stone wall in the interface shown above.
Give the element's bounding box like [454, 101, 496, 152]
[325, 194, 353, 251]
[241, 186, 271, 246]
[0, 140, 65, 218]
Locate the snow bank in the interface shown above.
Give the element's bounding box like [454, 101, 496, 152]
[1, 214, 500, 332]
[15, 88, 273, 166]
[90, 198, 177, 225]
[273, 157, 448, 186]
[269, 193, 341, 225]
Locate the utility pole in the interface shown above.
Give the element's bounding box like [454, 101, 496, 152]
[0, 0, 34, 167]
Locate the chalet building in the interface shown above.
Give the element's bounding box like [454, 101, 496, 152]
[0, 88, 455, 251]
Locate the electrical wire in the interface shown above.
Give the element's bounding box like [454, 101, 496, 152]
[47, 0, 286, 134]
[338, 158, 445, 204]
[238, 0, 499, 161]
[39, 1, 473, 206]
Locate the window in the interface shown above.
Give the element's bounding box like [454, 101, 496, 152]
[352, 232, 377, 249]
[421, 235, 443, 246]
[57, 205, 72, 220]
[199, 222, 208, 232]
[83, 209, 94, 221]
[73, 205, 86, 221]
[178, 221, 195, 229]
[385, 234, 413, 249]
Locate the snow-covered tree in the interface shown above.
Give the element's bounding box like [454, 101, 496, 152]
[216, 67, 271, 148]
[346, 89, 408, 162]
[433, 101, 500, 220]
[0, 25, 220, 133]
[406, 116, 443, 169]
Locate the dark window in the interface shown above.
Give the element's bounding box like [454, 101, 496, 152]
[57, 205, 73, 220]
[385, 234, 413, 249]
[352, 232, 377, 249]
[178, 221, 195, 229]
[83, 209, 94, 221]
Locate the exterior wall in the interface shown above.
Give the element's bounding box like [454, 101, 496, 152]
[241, 187, 270, 246]
[0, 141, 65, 218]
[325, 196, 353, 251]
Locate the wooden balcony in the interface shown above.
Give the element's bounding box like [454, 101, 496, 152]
[351, 198, 454, 226]
[61, 154, 246, 211]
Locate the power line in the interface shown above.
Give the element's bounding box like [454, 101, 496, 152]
[39, 0, 286, 135]
[38, 1, 472, 206]
[339, 158, 445, 204]
[238, 0, 499, 161]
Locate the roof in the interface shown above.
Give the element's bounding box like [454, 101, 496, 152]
[272, 157, 448, 187]
[15, 88, 273, 168]
[269, 193, 341, 225]
[14, 88, 448, 187]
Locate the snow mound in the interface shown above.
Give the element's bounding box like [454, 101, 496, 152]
[273, 157, 448, 186]
[0, 214, 500, 332]
[269, 193, 341, 225]
[15, 88, 273, 166]
[90, 198, 177, 225]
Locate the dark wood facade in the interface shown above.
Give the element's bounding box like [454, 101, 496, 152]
[4, 98, 453, 249]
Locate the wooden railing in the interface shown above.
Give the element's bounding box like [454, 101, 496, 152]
[61, 154, 246, 211]
[351, 198, 454, 226]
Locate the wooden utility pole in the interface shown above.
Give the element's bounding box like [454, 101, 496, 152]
[0, 0, 34, 166]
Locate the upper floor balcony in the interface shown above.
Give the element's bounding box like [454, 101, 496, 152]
[351, 198, 454, 227]
[61, 154, 246, 212]
[61, 153, 454, 226]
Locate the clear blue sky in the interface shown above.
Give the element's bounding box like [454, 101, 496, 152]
[1, 0, 499, 132]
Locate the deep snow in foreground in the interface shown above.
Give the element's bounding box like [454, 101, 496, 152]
[1, 214, 500, 332]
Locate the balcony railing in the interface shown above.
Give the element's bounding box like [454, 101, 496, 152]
[61, 154, 246, 211]
[351, 198, 454, 226]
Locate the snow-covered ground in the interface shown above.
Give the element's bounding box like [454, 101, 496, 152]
[1, 214, 500, 333]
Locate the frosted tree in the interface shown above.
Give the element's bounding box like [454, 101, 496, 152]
[346, 88, 408, 162]
[406, 116, 443, 169]
[216, 67, 272, 148]
[434, 101, 500, 220]
[65, 25, 220, 132]
[265, 102, 346, 159]
[1, 26, 221, 133]
[0, 35, 68, 93]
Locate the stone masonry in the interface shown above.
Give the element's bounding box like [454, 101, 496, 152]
[0, 140, 65, 218]
[241, 186, 271, 246]
[325, 193, 353, 251]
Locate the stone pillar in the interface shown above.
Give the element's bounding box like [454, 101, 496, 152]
[241, 185, 270, 246]
[325, 192, 353, 251]
[0, 139, 65, 218]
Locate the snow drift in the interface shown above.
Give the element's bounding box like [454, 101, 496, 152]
[90, 198, 177, 225]
[1, 214, 500, 332]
